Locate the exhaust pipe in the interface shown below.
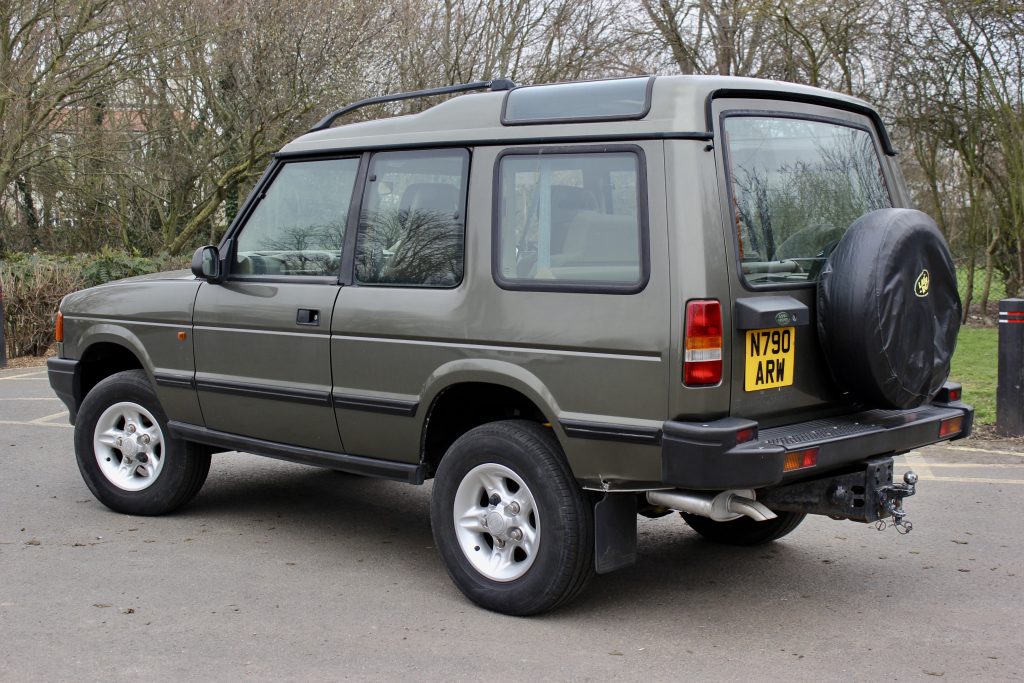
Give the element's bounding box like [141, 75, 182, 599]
[646, 489, 777, 522]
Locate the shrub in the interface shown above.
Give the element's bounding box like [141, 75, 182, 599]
[1, 254, 84, 357]
[1, 251, 189, 358]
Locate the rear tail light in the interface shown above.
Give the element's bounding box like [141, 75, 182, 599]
[684, 300, 722, 386]
[735, 426, 757, 444]
[784, 447, 818, 472]
[939, 415, 964, 438]
[55, 311, 64, 343]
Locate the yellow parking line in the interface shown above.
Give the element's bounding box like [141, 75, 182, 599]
[0, 420, 72, 430]
[903, 452, 935, 479]
[0, 397, 62, 401]
[944, 445, 1024, 457]
[30, 411, 69, 424]
[904, 463, 1024, 469]
[916, 475, 1024, 485]
[0, 371, 47, 380]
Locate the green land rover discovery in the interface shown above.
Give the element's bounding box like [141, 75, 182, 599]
[48, 75, 973, 615]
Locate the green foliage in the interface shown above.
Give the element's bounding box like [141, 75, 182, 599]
[1, 251, 188, 358]
[957, 265, 1008, 305]
[1, 254, 85, 357]
[79, 247, 160, 288]
[949, 327, 997, 425]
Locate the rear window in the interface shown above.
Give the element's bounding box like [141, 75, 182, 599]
[723, 115, 891, 286]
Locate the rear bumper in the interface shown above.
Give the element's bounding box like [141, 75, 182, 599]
[661, 400, 973, 490]
[47, 357, 81, 424]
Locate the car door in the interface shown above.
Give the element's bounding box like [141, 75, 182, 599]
[192, 156, 360, 452]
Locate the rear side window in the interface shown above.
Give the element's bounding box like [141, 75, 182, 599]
[494, 149, 647, 292]
[723, 115, 891, 286]
[355, 149, 469, 287]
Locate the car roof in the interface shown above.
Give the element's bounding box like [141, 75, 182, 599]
[278, 75, 879, 157]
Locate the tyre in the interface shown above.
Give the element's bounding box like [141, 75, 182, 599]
[817, 208, 961, 409]
[681, 511, 806, 546]
[74, 370, 211, 515]
[430, 420, 594, 616]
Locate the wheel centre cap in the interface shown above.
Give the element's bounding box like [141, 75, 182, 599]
[121, 437, 140, 459]
[485, 511, 507, 536]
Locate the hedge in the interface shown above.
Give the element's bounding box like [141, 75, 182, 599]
[0, 251, 188, 358]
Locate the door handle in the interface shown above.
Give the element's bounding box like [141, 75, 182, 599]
[296, 309, 320, 326]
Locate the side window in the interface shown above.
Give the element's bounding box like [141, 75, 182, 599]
[355, 149, 469, 287]
[495, 150, 646, 291]
[234, 158, 359, 277]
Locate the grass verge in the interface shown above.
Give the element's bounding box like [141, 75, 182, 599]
[949, 326, 996, 424]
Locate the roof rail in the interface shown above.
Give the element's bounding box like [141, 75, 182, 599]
[307, 79, 516, 133]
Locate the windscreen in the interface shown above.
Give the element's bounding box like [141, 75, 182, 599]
[723, 115, 891, 285]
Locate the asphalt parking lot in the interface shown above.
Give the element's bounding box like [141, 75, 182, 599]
[2, 363, 1022, 681]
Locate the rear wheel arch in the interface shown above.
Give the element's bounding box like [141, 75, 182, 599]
[421, 381, 552, 477]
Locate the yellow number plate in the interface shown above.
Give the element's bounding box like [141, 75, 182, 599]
[744, 327, 795, 391]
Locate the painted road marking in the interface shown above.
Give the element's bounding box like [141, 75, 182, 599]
[0, 397, 62, 401]
[897, 453, 1024, 485]
[904, 452, 935, 479]
[0, 371, 48, 380]
[900, 475, 1024, 485]
[943, 445, 1024, 457]
[30, 411, 69, 424]
[904, 462, 1024, 469]
[0, 420, 72, 429]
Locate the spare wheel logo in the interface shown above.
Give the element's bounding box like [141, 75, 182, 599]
[914, 269, 930, 298]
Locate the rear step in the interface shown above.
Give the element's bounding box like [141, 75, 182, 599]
[758, 405, 963, 449]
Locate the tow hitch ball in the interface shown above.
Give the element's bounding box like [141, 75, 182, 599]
[877, 471, 918, 533]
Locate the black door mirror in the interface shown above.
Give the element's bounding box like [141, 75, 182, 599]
[191, 246, 222, 282]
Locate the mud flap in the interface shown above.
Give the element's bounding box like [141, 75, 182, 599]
[594, 493, 637, 574]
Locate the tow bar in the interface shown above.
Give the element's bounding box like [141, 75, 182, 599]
[757, 456, 919, 532]
[875, 470, 917, 533]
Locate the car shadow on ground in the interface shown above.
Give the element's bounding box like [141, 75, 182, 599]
[165, 455, 911, 620]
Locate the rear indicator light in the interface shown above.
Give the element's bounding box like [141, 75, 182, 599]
[784, 447, 818, 472]
[55, 311, 64, 343]
[939, 416, 964, 438]
[684, 300, 722, 386]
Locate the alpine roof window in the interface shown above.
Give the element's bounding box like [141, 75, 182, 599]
[502, 77, 654, 125]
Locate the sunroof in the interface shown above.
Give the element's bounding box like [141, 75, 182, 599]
[502, 77, 654, 125]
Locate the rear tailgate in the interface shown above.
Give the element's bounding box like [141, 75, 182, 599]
[711, 97, 899, 426]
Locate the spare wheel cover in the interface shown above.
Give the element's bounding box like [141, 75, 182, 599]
[816, 208, 961, 409]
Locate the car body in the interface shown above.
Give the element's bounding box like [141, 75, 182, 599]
[49, 75, 973, 615]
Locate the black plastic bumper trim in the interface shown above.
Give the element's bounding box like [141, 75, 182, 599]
[561, 419, 662, 445]
[331, 393, 418, 417]
[168, 421, 425, 484]
[46, 357, 81, 424]
[661, 403, 974, 490]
